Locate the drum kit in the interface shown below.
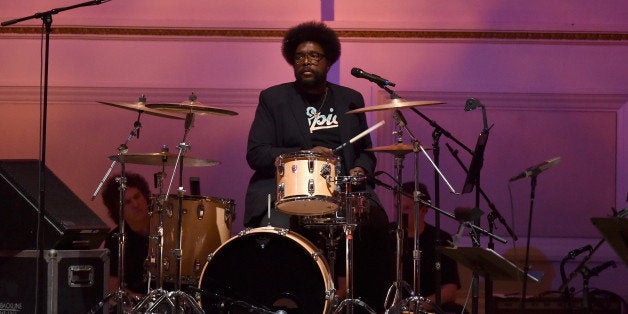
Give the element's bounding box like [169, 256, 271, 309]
[88, 95, 446, 314]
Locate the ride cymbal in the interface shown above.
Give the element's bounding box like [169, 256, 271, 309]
[346, 98, 443, 114]
[97, 101, 185, 120]
[109, 152, 220, 167]
[146, 100, 238, 116]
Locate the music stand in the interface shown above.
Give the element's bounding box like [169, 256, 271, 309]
[438, 247, 539, 283]
[591, 217, 628, 264]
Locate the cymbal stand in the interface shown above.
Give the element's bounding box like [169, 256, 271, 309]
[385, 109, 457, 314]
[133, 161, 173, 313]
[144, 112, 203, 313]
[89, 109, 149, 314]
[334, 176, 376, 314]
[90, 168, 135, 314]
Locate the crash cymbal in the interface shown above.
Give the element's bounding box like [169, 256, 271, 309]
[366, 142, 431, 156]
[97, 101, 185, 120]
[346, 98, 443, 114]
[146, 100, 238, 116]
[109, 152, 220, 167]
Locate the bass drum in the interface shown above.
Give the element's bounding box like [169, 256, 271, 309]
[198, 227, 335, 314]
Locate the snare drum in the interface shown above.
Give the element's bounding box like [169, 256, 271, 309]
[198, 227, 335, 313]
[148, 195, 234, 286]
[275, 152, 340, 216]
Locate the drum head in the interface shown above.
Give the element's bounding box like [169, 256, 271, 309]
[199, 228, 332, 313]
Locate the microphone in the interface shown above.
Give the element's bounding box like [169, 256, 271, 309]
[509, 156, 561, 182]
[351, 67, 396, 87]
[567, 244, 592, 259]
[392, 109, 407, 127]
[589, 260, 616, 276]
[464, 98, 484, 111]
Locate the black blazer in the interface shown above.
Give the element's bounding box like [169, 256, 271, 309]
[244, 81, 378, 226]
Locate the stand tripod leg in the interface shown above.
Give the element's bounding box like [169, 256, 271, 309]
[143, 289, 204, 314]
[88, 289, 134, 314]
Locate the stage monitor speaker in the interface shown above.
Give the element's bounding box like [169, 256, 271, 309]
[0, 159, 109, 250]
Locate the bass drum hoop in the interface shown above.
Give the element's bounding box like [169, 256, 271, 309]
[198, 226, 335, 313]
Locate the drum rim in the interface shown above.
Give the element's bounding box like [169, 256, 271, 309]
[276, 196, 340, 215]
[275, 151, 339, 165]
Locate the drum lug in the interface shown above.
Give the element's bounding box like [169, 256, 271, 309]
[276, 227, 288, 236]
[308, 179, 315, 195]
[308, 157, 314, 173]
[224, 207, 234, 224]
[278, 182, 285, 198]
[194, 259, 201, 274]
[197, 203, 205, 219]
[311, 251, 320, 261]
[163, 256, 170, 272]
[278, 163, 284, 176]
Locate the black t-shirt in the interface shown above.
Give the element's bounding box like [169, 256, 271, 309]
[403, 224, 461, 297]
[304, 89, 342, 156]
[105, 224, 149, 294]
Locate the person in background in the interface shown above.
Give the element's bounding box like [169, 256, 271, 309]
[400, 181, 465, 313]
[102, 172, 152, 298]
[244, 21, 393, 312]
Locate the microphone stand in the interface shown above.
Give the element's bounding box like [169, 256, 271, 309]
[2, 1, 111, 313]
[519, 174, 538, 313]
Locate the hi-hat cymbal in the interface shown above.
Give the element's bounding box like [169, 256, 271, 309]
[346, 98, 443, 114]
[146, 100, 238, 116]
[366, 142, 432, 156]
[97, 101, 185, 120]
[109, 152, 220, 167]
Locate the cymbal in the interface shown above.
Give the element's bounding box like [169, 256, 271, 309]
[109, 153, 220, 167]
[146, 100, 238, 116]
[366, 142, 431, 156]
[346, 98, 443, 114]
[97, 101, 185, 120]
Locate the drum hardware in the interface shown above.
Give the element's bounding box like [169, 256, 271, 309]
[89, 96, 169, 314]
[374, 110, 455, 314]
[333, 175, 376, 314]
[133, 161, 171, 312]
[136, 93, 237, 313]
[302, 192, 369, 284]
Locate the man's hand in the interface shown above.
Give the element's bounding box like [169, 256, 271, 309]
[308, 146, 333, 156]
[349, 167, 365, 177]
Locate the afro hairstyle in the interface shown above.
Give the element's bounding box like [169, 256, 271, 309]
[282, 21, 341, 65]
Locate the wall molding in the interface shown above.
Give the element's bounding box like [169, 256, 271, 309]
[1, 26, 626, 44]
[0, 86, 260, 108]
[377, 90, 628, 112]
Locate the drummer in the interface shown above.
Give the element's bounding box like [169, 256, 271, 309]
[102, 172, 152, 298]
[244, 21, 393, 312]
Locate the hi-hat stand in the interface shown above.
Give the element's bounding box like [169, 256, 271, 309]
[89, 108, 151, 314]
